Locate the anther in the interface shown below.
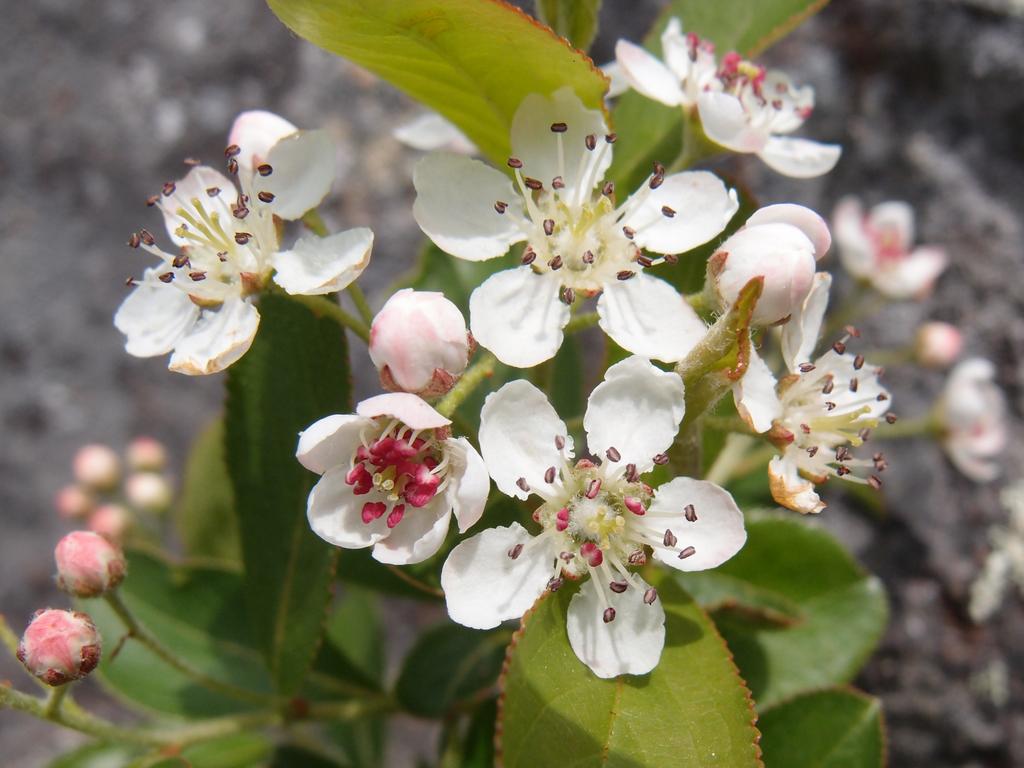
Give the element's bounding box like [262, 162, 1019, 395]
[835, 446, 851, 462]
[663, 254, 679, 264]
[622, 226, 636, 240]
[799, 363, 816, 373]
[602, 181, 615, 197]
[547, 577, 564, 592]
[507, 157, 523, 169]
[582, 250, 595, 264]
[873, 452, 888, 471]
[127, 233, 141, 248]
[859, 428, 873, 442]
[257, 191, 275, 203]
[678, 546, 696, 560]
[822, 378, 834, 395]
[524, 177, 543, 191]
[624, 497, 645, 515]
[832, 340, 847, 355]
[824, 401, 837, 411]
[495, 200, 508, 214]
[606, 446, 621, 462]
[544, 466, 557, 484]
[555, 435, 566, 450]
[560, 287, 575, 305]
[189, 271, 206, 282]
[800, 423, 811, 434]
[684, 504, 697, 522]
[845, 325, 861, 338]
[807, 446, 819, 457]
[605, 133, 617, 143]
[585, 479, 601, 499]
[548, 255, 563, 270]
[854, 354, 865, 370]
[628, 550, 647, 565]
[885, 413, 898, 424]
[836, 465, 851, 477]
[139, 229, 155, 246]
[868, 475, 882, 490]
[543, 219, 555, 236]
[516, 477, 530, 492]
[652, 453, 669, 465]
[206, 186, 221, 197]
[550, 122, 568, 133]
[555, 507, 570, 532]
[232, 204, 249, 219]
[257, 163, 273, 176]
[643, 587, 658, 605]
[661, 205, 676, 218]
[226, 158, 239, 175]
[609, 581, 628, 594]
[162, 181, 176, 196]
[649, 174, 664, 190]
[551, 176, 565, 189]
[224, 144, 241, 158]
[603, 607, 616, 623]
[636, 255, 654, 268]
[625, 463, 639, 482]
[849, 377, 859, 393]
[877, 394, 889, 402]
[145, 195, 160, 207]
[617, 270, 635, 281]
[653, 161, 666, 176]
[663, 529, 677, 548]
[521, 249, 536, 266]
[507, 543, 523, 560]
[559, 550, 575, 562]
[158, 272, 174, 283]
[234, 232, 252, 245]
[585, 134, 597, 151]
[125, 276, 137, 287]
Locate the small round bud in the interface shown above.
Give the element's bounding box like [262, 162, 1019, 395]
[124, 472, 173, 512]
[88, 504, 131, 543]
[916, 322, 963, 369]
[55, 485, 94, 520]
[72, 444, 121, 491]
[369, 289, 471, 398]
[55, 531, 126, 597]
[126, 436, 167, 472]
[17, 609, 101, 686]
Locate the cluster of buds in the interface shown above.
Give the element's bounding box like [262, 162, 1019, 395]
[55, 438, 174, 542]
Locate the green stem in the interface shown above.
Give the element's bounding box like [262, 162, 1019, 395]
[565, 311, 599, 334]
[704, 434, 759, 487]
[104, 592, 276, 707]
[347, 284, 375, 326]
[721, 443, 778, 485]
[875, 415, 941, 440]
[302, 210, 329, 237]
[436, 352, 497, 418]
[42, 685, 70, 718]
[702, 415, 756, 435]
[0, 614, 20, 657]
[288, 293, 371, 344]
[666, 108, 717, 174]
[823, 281, 885, 341]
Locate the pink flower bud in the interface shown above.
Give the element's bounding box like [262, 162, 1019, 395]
[72, 444, 121, 491]
[124, 472, 173, 512]
[369, 289, 471, 397]
[126, 436, 167, 472]
[54, 531, 126, 597]
[55, 485, 94, 520]
[17, 609, 101, 686]
[916, 322, 963, 369]
[711, 206, 827, 326]
[88, 504, 131, 543]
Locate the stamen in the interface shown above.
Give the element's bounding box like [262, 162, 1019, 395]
[158, 272, 174, 283]
[832, 340, 847, 354]
[678, 546, 696, 559]
[867, 475, 882, 490]
[127, 233, 141, 248]
[624, 497, 645, 515]
[617, 270, 635, 281]
[663, 529, 677, 547]
[235, 232, 252, 245]
[544, 466, 557, 484]
[516, 477, 530, 492]
[495, 200, 508, 214]
[606, 446, 621, 462]
[643, 587, 658, 605]
[162, 182, 176, 196]
[625, 463, 639, 482]
[543, 219, 555, 236]
[224, 144, 241, 158]
[622, 226, 636, 240]
[550, 122, 568, 133]
[652, 453, 669, 465]
[507, 543, 524, 560]
[609, 581, 628, 594]
[585, 479, 601, 499]
[524, 177, 543, 191]
[189, 271, 207, 282]
[547, 577, 564, 591]
[799, 363, 816, 373]
[139, 229, 156, 246]
[854, 354, 865, 370]
[582, 250, 595, 264]
[628, 550, 647, 565]
[585, 134, 597, 151]
[507, 157, 523, 169]
[548, 255, 563, 270]
[849, 378, 859, 393]
[560, 286, 575, 305]
[885, 414, 898, 424]
[521, 249, 536, 266]
[257, 163, 273, 176]
[661, 205, 676, 218]
[603, 607, 616, 623]
[649, 174, 664, 190]
[684, 504, 697, 522]
[602, 182, 615, 197]
[206, 187, 221, 197]
[555, 435, 566, 450]
[257, 191, 275, 203]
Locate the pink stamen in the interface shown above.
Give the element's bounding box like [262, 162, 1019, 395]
[361, 501, 386, 524]
[386, 504, 405, 529]
[579, 541, 603, 567]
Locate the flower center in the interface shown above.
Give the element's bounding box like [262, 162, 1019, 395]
[346, 420, 448, 529]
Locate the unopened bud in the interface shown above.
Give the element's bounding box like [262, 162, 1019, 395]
[55, 485, 94, 520]
[17, 609, 101, 686]
[126, 436, 167, 471]
[711, 206, 828, 326]
[88, 504, 131, 543]
[124, 472, 173, 512]
[916, 322, 963, 369]
[369, 289, 471, 398]
[55, 531, 126, 597]
[72, 444, 121, 491]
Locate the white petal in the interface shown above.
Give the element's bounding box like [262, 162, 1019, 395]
[584, 356, 685, 471]
[768, 453, 825, 514]
[646, 477, 747, 571]
[296, 414, 372, 475]
[623, 171, 739, 255]
[832, 197, 875, 279]
[566, 575, 666, 678]
[307, 467, 390, 548]
[734, 347, 781, 433]
[697, 92, 768, 153]
[445, 437, 490, 533]
[781, 272, 832, 372]
[469, 268, 569, 368]
[272, 228, 373, 295]
[114, 272, 199, 357]
[413, 153, 527, 261]
[393, 112, 477, 154]
[758, 136, 841, 179]
[746, 204, 831, 260]
[160, 166, 237, 246]
[877, 247, 947, 299]
[867, 201, 915, 252]
[510, 86, 610, 202]
[372, 501, 451, 565]
[356, 392, 450, 430]
[660, 17, 692, 84]
[228, 110, 299, 172]
[440, 524, 553, 629]
[613, 39, 684, 107]
[478, 379, 572, 500]
[597, 274, 707, 363]
[255, 130, 336, 220]
[168, 298, 260, 376]
[599, 60, 631, 99]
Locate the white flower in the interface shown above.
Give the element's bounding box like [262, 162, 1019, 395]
[916, 321, 963, 369]
[615, 18, 840, 178]
[733, 275, 892, 513]
[369, 289, 472, 398]
[393, 112, 478, 155]
[440, 357, 746, 678]
[938, 358, 1007, 483]
[413, 87, 738, 368]
[710, 204, 831, 326]
[297, 393, 489, 565]
[116, 110, 374, 375]
[833, 197, 947, 299]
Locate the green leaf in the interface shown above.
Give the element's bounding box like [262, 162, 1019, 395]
[460, 698, 498, 768]
[335, 547, 444, 602]
[758, 688, 885, 767]
[396, 623, 509, 718]
[180, 734, 275, 768]
[545, 333, 586, 421]
[225, 293, 351, 695]
[175, 418, 240, 564]
[266, 0, 608, 165]
[535, 0, 602, 51]
[270, 747, 343, 767]
[678, 513, 889, 707]
[48, 744, 142, 768]
[321, 588, 385, 688]
[499, 580, 761, 766]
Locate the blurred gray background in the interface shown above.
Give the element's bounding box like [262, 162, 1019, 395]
[2, 0, 1024, 765]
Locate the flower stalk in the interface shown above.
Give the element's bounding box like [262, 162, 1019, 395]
[436, 352, 498, 418]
